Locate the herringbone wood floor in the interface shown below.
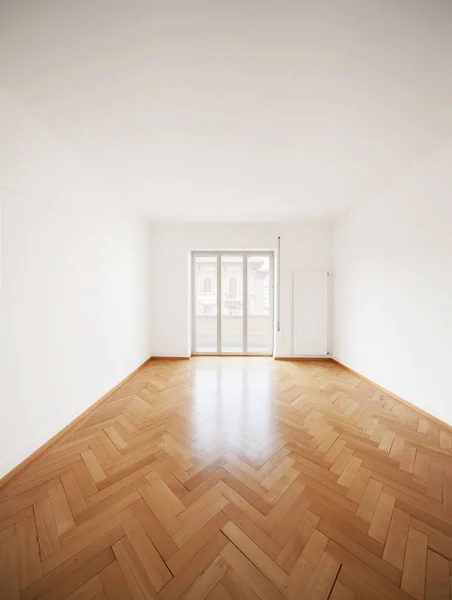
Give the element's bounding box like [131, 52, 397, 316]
[1, 358, 452, 600]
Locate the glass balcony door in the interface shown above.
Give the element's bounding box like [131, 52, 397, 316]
[247, 254, 273, 355]
[192, 254, 218, 353]
[192, 251, 274, 356]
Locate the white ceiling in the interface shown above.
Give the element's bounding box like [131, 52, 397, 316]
[1, 1, 452, 221]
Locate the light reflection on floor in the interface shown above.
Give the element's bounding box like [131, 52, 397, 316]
[190, 358, 276, 452]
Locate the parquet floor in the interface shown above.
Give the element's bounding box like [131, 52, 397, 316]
[1, 358, 452, 600]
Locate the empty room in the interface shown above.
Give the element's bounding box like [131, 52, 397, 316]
[1, 1, 452, 599]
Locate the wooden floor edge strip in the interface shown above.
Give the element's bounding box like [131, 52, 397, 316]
[192, 354, 272, 358]
[151, 356, 191, 360]
[0, 356, 153, 489]
[331, 358, 452, 434]
[154, 355, 332, 360]
[274, 356, 333, 361]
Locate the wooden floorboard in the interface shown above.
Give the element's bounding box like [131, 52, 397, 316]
[1, 357, 452, 599]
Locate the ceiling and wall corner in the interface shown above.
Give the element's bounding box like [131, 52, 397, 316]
[0, 27, 155, 479]
[1, 0, 452, 223]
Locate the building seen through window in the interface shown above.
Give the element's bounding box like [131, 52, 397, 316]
[195, 256, 269, 317]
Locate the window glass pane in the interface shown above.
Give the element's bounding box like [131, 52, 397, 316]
[221, 255, 243, 353]
[247, 255, 272, 354]
[194, 256, 217, 352]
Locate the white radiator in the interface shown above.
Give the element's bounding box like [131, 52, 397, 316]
[293, 270, 329, 356]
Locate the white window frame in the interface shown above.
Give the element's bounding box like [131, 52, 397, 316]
[191, 251, 275, 356]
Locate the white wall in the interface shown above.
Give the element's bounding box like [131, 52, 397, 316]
[151, 222, 333, 358]
[0, 90, 153, 478]
[334, 140, 452, 424]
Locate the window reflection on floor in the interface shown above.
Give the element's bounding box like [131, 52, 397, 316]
[191, 358, 275, 450]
